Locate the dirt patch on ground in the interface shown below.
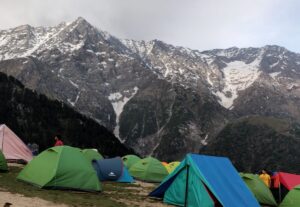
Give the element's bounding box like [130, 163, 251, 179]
[131, 181, 159, 195]
[0, 191, 68, 207]
[110, 181, 170, 207]
[134, 180, 158, 188]
[115, 198, 170, 207]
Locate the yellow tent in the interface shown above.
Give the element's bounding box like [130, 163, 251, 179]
[165, 161, 180, 173]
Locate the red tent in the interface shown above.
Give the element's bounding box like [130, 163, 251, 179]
[278, 172, 300, 190]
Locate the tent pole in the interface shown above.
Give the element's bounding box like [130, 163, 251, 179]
[279, 183, 281, 203]
[184, 165, 190, 207]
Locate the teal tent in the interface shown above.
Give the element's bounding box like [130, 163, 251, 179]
[149, 154, 260, 207]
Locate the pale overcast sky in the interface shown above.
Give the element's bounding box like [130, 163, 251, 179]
[0, 0, 299, 52]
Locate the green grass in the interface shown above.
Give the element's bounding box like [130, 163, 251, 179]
[0, 167, 159, 207]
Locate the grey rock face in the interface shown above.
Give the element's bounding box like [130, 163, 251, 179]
[201, 116, 300, 173]
[1, 17, 300, 161]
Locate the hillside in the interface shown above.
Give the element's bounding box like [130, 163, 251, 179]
[0, 72, 132, 156]
[201, 116, 300, 173]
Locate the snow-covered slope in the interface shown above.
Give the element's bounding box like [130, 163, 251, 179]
[213, 60, 261, 108]
[108, 86, 138, 141]
[124, 42, 300, 110]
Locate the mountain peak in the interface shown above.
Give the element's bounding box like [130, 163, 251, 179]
[13, 24, 33, 32]
[69, 16, 94, 29]
[263, 45, 288, 53]
[67, 16, 112, 40]
[74, 17, 89, 24]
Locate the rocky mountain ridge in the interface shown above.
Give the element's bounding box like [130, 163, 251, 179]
[0, 17, 300, 163]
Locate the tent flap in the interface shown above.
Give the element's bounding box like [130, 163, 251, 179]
[278, 172, 300, 190]
[117, 166, 134, 183]
[190, 154, 260, 207]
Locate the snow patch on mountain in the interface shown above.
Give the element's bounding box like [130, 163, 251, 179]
[214, 60, 261, 109]
[69, 80, 79, 88]
[201, 134, 209, 145]
[269, 72, 281, 79]
[287, 83, 299, 90]
[0, 23, 70, 60]
[108, 87, 139, 142]
[121, 39, 154, 57]
[67, 91, 81, 107]
[270, 60, 280, 68]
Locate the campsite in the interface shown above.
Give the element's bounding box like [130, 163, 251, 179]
[1, 124, 300, 207]
[0, 2, 300, 205]
[0, 166, 164, 207]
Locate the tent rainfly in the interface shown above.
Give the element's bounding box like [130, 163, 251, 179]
[279, 185, 300, 207]
[93, 157, 134, 183]
[129, 157, 168, 182]
[81, 149, 103, 163]
[240, 173, 277, 206]
[17, 146, 101, 191]
[278, 172, 300, 190]
[149, 154, 260, 207]
[122, 154, 141, 169]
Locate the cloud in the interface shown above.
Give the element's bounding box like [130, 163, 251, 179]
[0, 0, 299, 52]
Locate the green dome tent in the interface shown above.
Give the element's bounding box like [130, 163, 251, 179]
[81, 149, 103, 163]
[122, 154, 141, 169]
[129, 156, 168, 182]
[279, 185, 300, 207]
[0, 150, 8, 171]
[240, 173, 277, 206]
[17, 146, 101, 191]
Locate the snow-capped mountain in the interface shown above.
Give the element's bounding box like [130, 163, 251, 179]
[1, 17, 300, 163]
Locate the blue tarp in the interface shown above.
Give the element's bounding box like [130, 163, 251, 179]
[190, 154, 260, 207]
[149, 154, 260, 207]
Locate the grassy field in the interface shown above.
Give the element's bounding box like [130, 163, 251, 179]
[0, 166, 165, 207]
